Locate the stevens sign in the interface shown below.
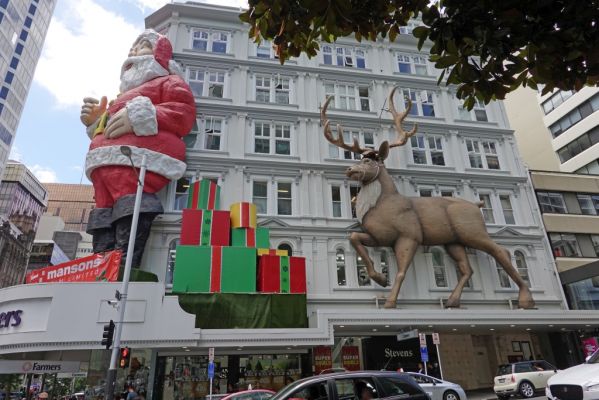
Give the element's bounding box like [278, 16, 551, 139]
[26, 251, 121, 284]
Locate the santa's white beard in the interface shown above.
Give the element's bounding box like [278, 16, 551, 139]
[120, 55, 169, 93]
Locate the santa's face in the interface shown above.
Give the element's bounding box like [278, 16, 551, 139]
[129, 38, 153, 57]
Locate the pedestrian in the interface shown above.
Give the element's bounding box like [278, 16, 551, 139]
[417, 363, 424, 374]
[126, 386, 137, 400]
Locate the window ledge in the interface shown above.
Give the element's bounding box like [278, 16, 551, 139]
[183, 48, 234, 57]
[454, 118, 496, 125]
[464, 167, 510, 174]
[494, 288, 544, 294]
[244, 153, 300, 161]
[247, 100, 299, 108]
[323, 157, 361, 163]
[428, 288, 482, 293]
[188, 149, 230, 156]
[406, 163, 455, 170]
[318, 64, 372, 72]
[332, 286, 389, 292]
[248, 56, 297, 64]
[194, 96, 233, 103]
[392, 72, 436, 79]
[324, 108, 377, 115]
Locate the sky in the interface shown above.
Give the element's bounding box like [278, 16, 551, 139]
[10, 0, 246, 184]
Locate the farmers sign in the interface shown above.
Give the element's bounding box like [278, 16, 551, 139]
[26, 251, 121, 284]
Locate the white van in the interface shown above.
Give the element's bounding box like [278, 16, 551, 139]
[546, 349, 599, 400]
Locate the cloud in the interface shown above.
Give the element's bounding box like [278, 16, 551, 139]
[28, 165, 58, 183]
[9, 146, 22, 162]
[35, 0, 142, 109]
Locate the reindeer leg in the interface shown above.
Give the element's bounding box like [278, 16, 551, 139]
[349, 232, 388, 287]
[385, 238, 418, 309]
[444, 244, 473, 308]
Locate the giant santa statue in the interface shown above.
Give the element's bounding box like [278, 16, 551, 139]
[80, 29, 195, 267]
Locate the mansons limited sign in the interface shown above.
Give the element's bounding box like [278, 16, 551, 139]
[0, 360, 81, 374]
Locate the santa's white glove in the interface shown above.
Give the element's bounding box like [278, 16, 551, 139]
[104, 107, 132, 139]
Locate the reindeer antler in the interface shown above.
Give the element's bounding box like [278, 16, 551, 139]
[321, 96, 368, 155]
[388, 86, 418, 148]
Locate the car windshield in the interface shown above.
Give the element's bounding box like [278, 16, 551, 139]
[496, 365, 512, 375]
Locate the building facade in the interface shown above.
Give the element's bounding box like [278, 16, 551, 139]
[0, 160, 46, 286]
[0, 2, 598, 395]
[0, 0, 56, 178]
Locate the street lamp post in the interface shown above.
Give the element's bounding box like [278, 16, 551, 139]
[104, 146, 147, 400]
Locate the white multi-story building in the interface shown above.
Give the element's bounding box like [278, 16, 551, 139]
[0, 2, 598, 396]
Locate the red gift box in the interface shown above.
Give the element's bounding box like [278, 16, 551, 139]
[180, 209, 230, 246]
[257, 255, 306, 294]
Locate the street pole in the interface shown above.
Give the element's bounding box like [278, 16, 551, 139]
[435, 343, 444, 380]
[104, 152, 147, 400]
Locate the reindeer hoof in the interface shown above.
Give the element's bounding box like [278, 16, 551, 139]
[383, 300, 397, 309]
[445, 298, 461, 308]
[518, 290, 535, 309]
[371, 273, 388, 287]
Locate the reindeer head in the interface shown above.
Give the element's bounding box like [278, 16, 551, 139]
[321, 87, 418, 185]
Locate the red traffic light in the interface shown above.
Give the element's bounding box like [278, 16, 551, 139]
[119, 347, 131, 368]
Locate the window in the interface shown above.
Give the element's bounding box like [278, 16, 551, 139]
[410, 134, 445, 165]
[188, 68, 225, 98]
[284, 382, 329, 400]
[549, 93, 599, 137]
[165, 239, 179, 287]
[514, 251, 530, 287]
[500, 195, 515, 224]
[192, 29, 229, 53]
[324, 83, 370, 111]
[278, 243, 293, 256]
[336, 379, 379, 400]
[457, 98, 488, 121]
[432, 249, 448, 287]
[465, 139, 500, 169]
[277, 182, 292, 215]
[336, 249, 347, 286]
[322, 45, 366, 69]
[537, 192, 568, 214]
[396, 53, 428, 75]
[255, 74, 291, 104]
[173, 177, 190, 210]
[399, 20, 422, 34]
[515, 363, 534, 373]
[356, 255, 371, 286]
[380, 251, 390, 286]
[331, 185, 342, 217]
[576, 159, 599, 175]
[419, 189, 433, 197]
[541, 90, 574, 114]
[328, 130, 374, 160]
[550, 233, 582, 257]
[350, 185, 360, 218]
[576, 194, 599, 215]
[401, 88, 436, 117]
[479, 194, 495, 224]
[591, 235, 599, 257]
[253, 121, 292, 155]
[192, 116, 223, 151]
[441, 190, 454, 197]
[377, 377, 423, 397]
[256, 40, 275, 58]
[253, 181, 268, 214]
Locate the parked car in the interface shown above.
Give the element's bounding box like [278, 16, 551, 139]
[270, 371, 428, 400]
[493, 360, 558, 399]
[546, 349, 599, 400]
[406, 373, 467, 400]
[221, 390, 275, 400]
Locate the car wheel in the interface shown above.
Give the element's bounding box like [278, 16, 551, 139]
[518, 381, 535, 398]
[443, 390, 460, 400]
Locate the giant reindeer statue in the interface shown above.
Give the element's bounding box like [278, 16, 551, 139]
[321, 87, 535, 309]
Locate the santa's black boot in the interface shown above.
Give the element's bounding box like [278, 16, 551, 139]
[113, 193, 163, 268]
[86, 208, 115, 253]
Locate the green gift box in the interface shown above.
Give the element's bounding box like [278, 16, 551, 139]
[172, 245, 256, 293]
[187, 179, 221, 210]
[230, 227, 270, 248]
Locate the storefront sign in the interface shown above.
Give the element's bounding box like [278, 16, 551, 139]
[419, 333, 426, 347]
[341, 346, 360, 371]
[362, 336, 432, 371]
[26, 251, 121, 284]
[0, 310, 22, 328]
[0, 360, 81, 374]
[313, 346, 332, 374]
[582, 338, 598, 357]
[397, 329, 418, 342]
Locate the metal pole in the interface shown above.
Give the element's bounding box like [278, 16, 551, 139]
[423, 359, 427, 376]
[104, 154, 147, 400]
[435, 343, 444, 380]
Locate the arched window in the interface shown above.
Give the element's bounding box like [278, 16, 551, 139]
[514, 251, 531, 287]
[380, 250, 390, 286]
[431, 249, 448, 287]
[356, 255, 371, 286]
[336, 249, 347, 286]
[166, 238, 179, 287]
[278, 243, 293, 257]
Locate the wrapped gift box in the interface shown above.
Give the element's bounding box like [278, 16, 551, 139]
[231, 227, 270, 248]
[180, 209, 230, 246]
[173, 245, 257, 293]
[257, 255, 306, 294]
[187, 179, 221, 210]
[257, 248, 288, 256]
[230, 202, 257, 229]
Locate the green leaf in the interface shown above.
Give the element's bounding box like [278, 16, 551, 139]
[435, 55, 458, 68]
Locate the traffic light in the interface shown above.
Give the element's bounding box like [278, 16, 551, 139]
[101, 320, 115, 349]
[119, 347, 131, 369]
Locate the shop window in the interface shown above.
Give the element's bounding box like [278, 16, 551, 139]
[431, 249, 448, 287]
[336, 249, 347, 286]
[278, 243, 293, 256]
[356, 255, 371, 286]
[165, 239, 179, 287]
[514, 251, 530, 287]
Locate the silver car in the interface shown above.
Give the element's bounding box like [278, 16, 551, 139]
[407, 373, 467, 400]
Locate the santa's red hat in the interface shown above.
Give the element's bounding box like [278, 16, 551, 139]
[132, 29, 182, 76]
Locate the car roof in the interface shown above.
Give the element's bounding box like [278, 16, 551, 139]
[289, 371, 414, 385]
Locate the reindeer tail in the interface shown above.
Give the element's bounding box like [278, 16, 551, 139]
[475, 201, 484, 208]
